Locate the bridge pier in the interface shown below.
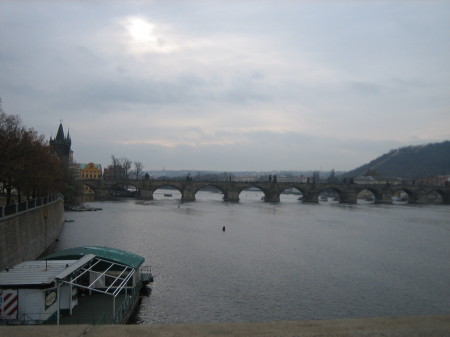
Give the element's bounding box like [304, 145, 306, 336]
[374, 189, 393, 204]
[302, 190, 319, 203]
[340, 190, 357, 204]
[408, 190, 428, 204]
[140, 189, 154, 200]
[223, 190, 240, 202]
[264, 189, 280, 203]
[181, 188, 196, 202]
[443, 192, 450, 205]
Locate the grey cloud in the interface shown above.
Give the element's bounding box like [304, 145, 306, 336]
[347, 81, 385, 95]
[49, 70, 274, 113]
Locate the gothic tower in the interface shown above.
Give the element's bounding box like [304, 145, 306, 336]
[50, 123, 73, 165]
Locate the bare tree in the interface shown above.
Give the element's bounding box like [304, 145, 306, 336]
[107, 155, 133, 182]
[121, 158, 132, 180]
[111, 155, 121, 182]
[134, 161, 144, 181]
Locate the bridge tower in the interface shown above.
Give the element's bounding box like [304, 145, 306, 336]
[49, 122, 73, 166]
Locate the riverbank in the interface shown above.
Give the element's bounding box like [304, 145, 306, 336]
[0, 196, 65, 270]
[1, 315, 449, 336]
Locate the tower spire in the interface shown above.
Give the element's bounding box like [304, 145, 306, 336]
[56, 123, 65, 140]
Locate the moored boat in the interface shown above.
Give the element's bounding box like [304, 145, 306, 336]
[0, 246, 152, 325]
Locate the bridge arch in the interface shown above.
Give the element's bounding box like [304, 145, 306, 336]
[152, 183, 183, 200]
[356, 188, 376, 203]
[107, 182, 141, 197]
[81, 181, 98, 194]
[193, 184, 226, 201]
[391, 188, 413, 204]
[238, 185, 268, 202]
[279, 186, 303, 203]
[317, 186, 342, 203]
[80, 180, 110, 198]
[354, 186, 386, 204]
[426, 189, 445, 204]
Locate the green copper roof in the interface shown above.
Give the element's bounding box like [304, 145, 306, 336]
[42, 246, 145, 269]
[79, 163, 102, 170]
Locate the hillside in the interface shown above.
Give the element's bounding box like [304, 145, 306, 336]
[344, 141, 450, 179]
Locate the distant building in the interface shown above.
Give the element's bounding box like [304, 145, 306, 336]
[415, 175, 450, 186]
[49, 123, 73, 165]
[234, 175, 257, 182]
[354, 176, 377, 184]
[354, 176, 401, 185]
[79, 163, 102, 180]
[71, 163, 81, 180]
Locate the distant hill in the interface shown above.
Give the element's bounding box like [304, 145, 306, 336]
[344, 141, 450, 179]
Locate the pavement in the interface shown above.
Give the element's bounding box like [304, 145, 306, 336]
[0, 315, 449, 337]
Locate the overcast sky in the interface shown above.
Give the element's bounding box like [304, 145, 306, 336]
[1, 1, 449, 172]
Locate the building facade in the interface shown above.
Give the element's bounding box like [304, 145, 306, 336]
[79, 163, 102, 180]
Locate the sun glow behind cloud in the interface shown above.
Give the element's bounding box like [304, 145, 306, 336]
[126, 18, 156, 42]
[120, 16, 178, 54]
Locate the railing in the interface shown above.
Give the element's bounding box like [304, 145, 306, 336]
[140, 265, 153, 283]
[112, 266, 153, 323]
[112, 286, 139, 324]
[0, 194, 63, 218]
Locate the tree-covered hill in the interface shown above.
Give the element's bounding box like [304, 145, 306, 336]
[344, 141, 450, 179]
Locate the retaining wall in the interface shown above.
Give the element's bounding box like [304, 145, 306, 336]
[0, 197, 65, 271]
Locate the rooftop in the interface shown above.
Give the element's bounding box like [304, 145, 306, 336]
[42, 246, 145, 269]
[0, 259, 80, 287]
[79, 163, 102, 170]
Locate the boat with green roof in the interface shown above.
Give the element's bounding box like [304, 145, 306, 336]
[0, 246, 153, 325]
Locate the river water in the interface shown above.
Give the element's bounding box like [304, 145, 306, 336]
[57, 191, 450, 324]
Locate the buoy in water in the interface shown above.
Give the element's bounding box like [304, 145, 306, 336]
[222, 226, 226, 232]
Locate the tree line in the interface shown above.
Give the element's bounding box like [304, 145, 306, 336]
[0, 111, 65, 205]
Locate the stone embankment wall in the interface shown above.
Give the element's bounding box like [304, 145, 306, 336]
[0, 197, 65, 271]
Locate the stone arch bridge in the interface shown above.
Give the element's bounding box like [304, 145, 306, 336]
[81, 179, 450, 205]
